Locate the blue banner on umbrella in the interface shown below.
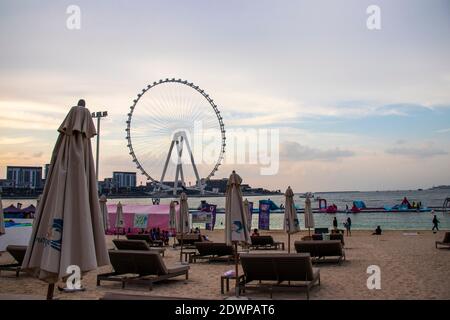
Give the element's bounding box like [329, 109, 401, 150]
[205, 204, 217, 231]
[258, 203, 270, 230]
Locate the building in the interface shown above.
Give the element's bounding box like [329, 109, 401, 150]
[112, 171, 136, 188]
[205, 178, 228, 193]
[0, 179, 14, 188]
[6, 166, 43, 188]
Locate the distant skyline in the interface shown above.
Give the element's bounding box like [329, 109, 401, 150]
[1, 0, 449, 192]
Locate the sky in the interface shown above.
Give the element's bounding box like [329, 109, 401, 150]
[0, 0, 449, 192]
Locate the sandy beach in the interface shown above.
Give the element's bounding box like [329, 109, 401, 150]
[0, 230, 449, 300]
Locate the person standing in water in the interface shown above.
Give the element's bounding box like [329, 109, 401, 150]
[345, 217, 352, 236]
[333, 217, 338, 230]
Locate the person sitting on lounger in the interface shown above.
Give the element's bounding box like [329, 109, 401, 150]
[252, 228, 260, 236]
[372, 226, 382, 235]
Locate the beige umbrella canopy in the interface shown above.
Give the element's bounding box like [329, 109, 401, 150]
[178, 193, 190, 234]
[284, 186, 300, 253]
[36, 194, 42, 215]
[99, 195, 109, 232]
[304, 195, 315, 236]
[21, 104, 110, 298]
[225, 171, 250, 245]
[225, 171, 250, 296]
[0, 193, 5, 235]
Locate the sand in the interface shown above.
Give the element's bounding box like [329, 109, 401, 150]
[0, 230, 449, 300]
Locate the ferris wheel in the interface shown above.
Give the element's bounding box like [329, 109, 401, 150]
[126, 78, 226, 195]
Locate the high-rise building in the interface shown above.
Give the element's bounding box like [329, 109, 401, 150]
[6, 166, 43, 188]
[112, 171, 136, 188]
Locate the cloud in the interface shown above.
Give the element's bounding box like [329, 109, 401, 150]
[0, 136, 36, 145]
[280, 141, 355, 161]
[436, 128, 450, 133]
[385, 145, 448, 158]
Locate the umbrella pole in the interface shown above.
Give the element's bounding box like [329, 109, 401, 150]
[180, 232, 184, 262]
[46, 283, 54, 300]
[288, 233, 290, 253]
[234, 241, 239, 297]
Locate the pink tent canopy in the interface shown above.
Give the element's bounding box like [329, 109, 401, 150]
[106, 204, 179, 233]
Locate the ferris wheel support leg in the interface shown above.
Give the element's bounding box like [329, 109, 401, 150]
[176, 137, 186, 187]
[183, 136, 201, 188]
[160, 140, 176, 185]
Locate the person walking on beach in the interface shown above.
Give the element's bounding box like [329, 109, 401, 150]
[345, 217, 352, 236]
[432, 213, 440, 233]
[333, 217, 338, 230]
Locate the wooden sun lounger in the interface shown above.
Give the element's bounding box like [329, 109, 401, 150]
[250, 236, 285, 250]
[192, 242, 235, 263]
[97, 250, 189, 291]
[126, 234, 164, 247]
[175, 234, 206, 249]
[435, 232, 450, 249]
[240, 253, 320, 300]
[0, 245, 27, 277]
[113, 239, 165, 256]
[294, 240, 346, 264]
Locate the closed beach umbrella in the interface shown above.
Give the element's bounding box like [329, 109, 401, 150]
[115, 202, 124, 237]
[243, 199, 252, 233]
[21, 103, 110, 299]
[99, 195, 109, 233]
[178, 193, 190, 262]
[304, 196, 315, 236]
[284, 186, 300, 252]
[169, 201, 177, 246]
[225, 171, 249, 296]
[179, 193, 190, 233]
[0, 193, 5, 235]
[169, 200, 177, 230]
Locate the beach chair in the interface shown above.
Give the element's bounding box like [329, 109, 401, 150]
[126, 234, 164, 247]
[192, 242, 235, 263]
[314, 228, 329, 234]
[97, 250, 189, 290]
[250, 236, 285, 250]
[175, 234, 204, 249]
[113, 239, 165, 256]
[0, 245, 27, 277]
[240, 253, 320, 300]
[435, 232, 450, 249]
[329, 233, 345, 246]
[294, 240, 345, 264]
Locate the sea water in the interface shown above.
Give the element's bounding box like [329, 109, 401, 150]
[4, 189, 450, 230]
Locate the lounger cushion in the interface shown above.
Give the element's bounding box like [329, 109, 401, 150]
[195, 242, 234, 257]
[294, 240, 343, 259]
[240, 253, 314, 282]
[113, 239, 165, 254]
[108, 250, 170, 275]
